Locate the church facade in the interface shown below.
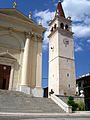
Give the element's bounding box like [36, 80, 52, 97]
[0, 8, 45, 97]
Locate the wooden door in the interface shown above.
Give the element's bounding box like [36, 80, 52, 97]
[0, 64, 11, 90]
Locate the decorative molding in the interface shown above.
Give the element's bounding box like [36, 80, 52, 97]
[0, 52, 17, 61]
[48, 27, 73, 38]
[0, 30, 24, 48]
[25, 31, 42, 42]
[49, 55, 74, 63]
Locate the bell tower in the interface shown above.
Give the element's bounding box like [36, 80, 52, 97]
[48, 0, 76, 96]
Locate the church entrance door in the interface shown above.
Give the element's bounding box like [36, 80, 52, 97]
[0, 64, 11, 90]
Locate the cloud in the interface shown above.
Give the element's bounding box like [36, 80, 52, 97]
[62, 0, 90, 38]
[62, 0, 90, 52]
[34, 10, 55, 50]
[34, 9, 55, 27]
[75, 43, 83, 52]
[87, 39, 90, 43]
[62, 0, 90, 21]
[34, 0, 90, 52]
[72, 24, 90, 38]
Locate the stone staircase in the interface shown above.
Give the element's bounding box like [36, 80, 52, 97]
[0, 90, 65, 113]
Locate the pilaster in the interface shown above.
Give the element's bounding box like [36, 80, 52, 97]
[9, 66, 14, 90]
[20, 32, 32, 94]
[35, 35, 43, 97]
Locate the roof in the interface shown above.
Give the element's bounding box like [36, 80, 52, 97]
[0, 8, 46, 33]
[77, 73, 90, 81]
[0, 8, 33, 23]
[55, 1, 65, 18]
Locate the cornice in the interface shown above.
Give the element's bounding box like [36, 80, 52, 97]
[0, 24, 43, 40]
[0, 8, 34, 23]
[48, 27, 73, 38]
[49, 16, 72, 26]
[0, 12, 45, 33]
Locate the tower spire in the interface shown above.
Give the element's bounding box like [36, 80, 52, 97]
[55, 0, 65, 18]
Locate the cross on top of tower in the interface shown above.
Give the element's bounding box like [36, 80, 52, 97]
[58, 0, 61, 2]
[13, 1, 17, 8]
[55, 0, 65, 18]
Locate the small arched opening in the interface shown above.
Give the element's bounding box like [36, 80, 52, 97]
[50, 27, 53, 32]
[60, 23, 64, 29]
[65, 24, 69, 31]
[54, 24, 57, 29]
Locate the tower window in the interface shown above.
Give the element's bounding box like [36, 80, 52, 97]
[51, 46, 54, 52]
[60, 23, 64, 29]
[53, 74, 54, 77]
[67, 59, 68, 62]
[69, 84, 70, 88]
[65, 24, 69, 31]
[67, 73, 69, 77]
[54, 24, 57, 29]
[51, 27, 53, 32]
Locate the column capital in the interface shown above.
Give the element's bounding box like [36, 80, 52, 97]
[25, 32, 43, 42]
[37, 35, 43, 42]
[25, 32, 34, 39]
[34, 33, 42, 42]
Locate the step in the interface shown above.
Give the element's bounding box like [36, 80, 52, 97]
[0, 90, 65, 113]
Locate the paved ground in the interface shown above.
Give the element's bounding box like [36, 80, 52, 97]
[0, 113, 90, 120]
[0, 116, 90, 120]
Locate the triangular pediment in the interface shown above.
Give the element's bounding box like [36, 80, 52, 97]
[0, 8, 33, 23]
[0, 52, 17, 61]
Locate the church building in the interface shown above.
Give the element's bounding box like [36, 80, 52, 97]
[0, 7, 45, 97]
[0, 0, 76, 98]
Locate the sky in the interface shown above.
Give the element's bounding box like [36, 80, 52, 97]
[0, 0, 90, 88]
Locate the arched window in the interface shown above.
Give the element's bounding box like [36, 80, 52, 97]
[65, 24, 69, 31]
[51, 27, 53, 32]
[60, 23, 64, 29]
[54, 24, 57, 29]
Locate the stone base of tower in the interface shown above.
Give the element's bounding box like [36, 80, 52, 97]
[48, 87, 76, 97]
[19, 85, 43, 97]
[59, 90, 76, 96]
[58, 87, 76, 96]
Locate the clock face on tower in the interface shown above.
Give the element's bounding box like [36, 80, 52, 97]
[63, 39, 69, 46]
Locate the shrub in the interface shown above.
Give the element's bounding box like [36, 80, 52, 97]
[68, 96, 74, 101]
[76, 100, 85, 111]
[67, 96, 78, 111]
